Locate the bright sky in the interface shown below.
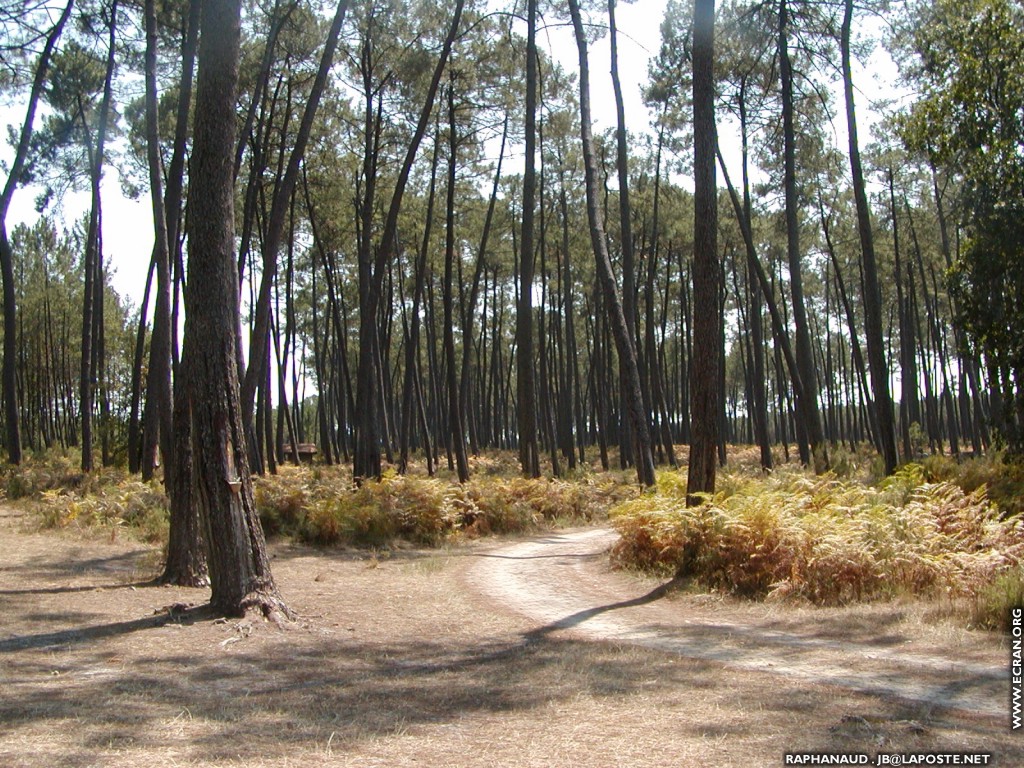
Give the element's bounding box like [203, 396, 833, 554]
[3, 0, 902, 310]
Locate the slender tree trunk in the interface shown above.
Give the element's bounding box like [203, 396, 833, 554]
[397, 129, 440, 474]
[819, 201, 879, 454]
[608, 0, 641, 375]
[167, 0, 201, 376]
[141, 0, 175, 484]
[127, 257, 155, 474]
[516, 0, 541, 478]
[79, 0, 118, 472]
[240, 0, 350, 430]
[443, 84, 470, 482]
[460, 116, 507, 458]
[353, 0, 464, 482]
[888, 168, 917, 459]
[738, 90, 772, 470]
[717, 149, 807, 457]
[234, 0, 297, 180]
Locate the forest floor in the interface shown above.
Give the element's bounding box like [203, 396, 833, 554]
[1, 503, 1021, 767]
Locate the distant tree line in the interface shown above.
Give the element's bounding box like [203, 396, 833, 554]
[1, 0, 1021, 611]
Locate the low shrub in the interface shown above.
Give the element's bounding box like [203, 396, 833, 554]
[291, 469, 633, 546]
[36, 480, 169, 544]
[611, 465, 1024, 609]
[972, 567, 1024, 630]
[1, 451, 127, 501]
[920, 451, 1024, 518]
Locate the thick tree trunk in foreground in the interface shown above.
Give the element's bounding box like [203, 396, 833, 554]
[160, 353, 207, 587]
[687, 0, 719, 503]
[185, 0, 286, 618]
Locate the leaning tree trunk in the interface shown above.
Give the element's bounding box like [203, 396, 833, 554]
[460, 116, 507, 458]
[353, 0, 464, 482]
[779, 0, 827, 473]
[184, 0, 286, 619]
[717, 148, 808, 445]
[0, 0, 73, 465]
[239, 0, 350, 432]
[141, 0, 174, 484]
[568, 0, 656, 488]
[842, 0, 897, 474]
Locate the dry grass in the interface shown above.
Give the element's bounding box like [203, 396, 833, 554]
[255, 464, 635, 547]
[4, 451, 635, 550]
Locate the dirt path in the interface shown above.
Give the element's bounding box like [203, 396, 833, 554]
[1, 509, 1021, 767]
[469, 528, 1005, 718]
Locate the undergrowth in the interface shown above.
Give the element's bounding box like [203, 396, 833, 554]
[9, 452, 634, 548]
[256, 465, 633, 546]
[12, 447, 1024, 630]
[612, 463, 1024, 629]
[0, 452, 169, 543]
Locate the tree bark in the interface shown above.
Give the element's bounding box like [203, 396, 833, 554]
[687, 0, 719, 502]
[185, 0, 286, 618]
[516, 0, 541, 478]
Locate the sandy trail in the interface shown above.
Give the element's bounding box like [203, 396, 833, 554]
[470, 527, 1006, 719]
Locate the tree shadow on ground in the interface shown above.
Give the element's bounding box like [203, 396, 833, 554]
[2, 591, 1019, 767]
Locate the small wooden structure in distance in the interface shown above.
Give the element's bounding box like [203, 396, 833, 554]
[290, 443, 318, 464]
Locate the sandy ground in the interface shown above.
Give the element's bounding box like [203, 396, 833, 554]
[1, 505, 1021, 767]
[471, 528, 1006, 717]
